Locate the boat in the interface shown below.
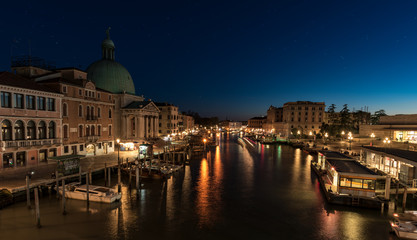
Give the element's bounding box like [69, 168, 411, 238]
[390, 212, 417, 239]
[59, 182, 121, 203]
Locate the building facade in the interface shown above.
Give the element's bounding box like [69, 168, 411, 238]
[248, 117, 266, 129]
[0, 72, 62, 169]
[282, 101, 325, 135]
[156, 102, 179, 136]
[178, 113, 195, 133]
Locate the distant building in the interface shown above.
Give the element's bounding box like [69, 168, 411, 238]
[219, 120, 242, 131]
[0, 72, 62, 169]
[360, 114, 417, 144]
[248, 117, 266, 129]
[282, 101, 325, 136]
[156, 102, 179, 136]
[178, 113, 195, 133]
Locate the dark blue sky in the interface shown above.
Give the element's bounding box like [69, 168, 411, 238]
[1, 0, 417, 120]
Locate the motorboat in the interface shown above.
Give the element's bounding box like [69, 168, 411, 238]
[390, 212, 417, 239]
[59, 182, 121, 203]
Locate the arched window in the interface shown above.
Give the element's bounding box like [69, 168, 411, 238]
[98, 125, 101, 136]
[86, 125, 90, 137]
[14, 120, 25, 140]
[98, 107, 101, 118]
[91, 125, 95, 136]
[27, 121, 36, 140]
[79, 105, 83, 117]
[86, 106, 90, 119]
[63, 125, 68, 138]
[2, 120, 12, 141]
[48, 121, 55, 139]
[91, 107, 94, 119]
[63, 103, 68, 117]
[38, 121, 46, 139]
[109, 109, 112, 118]
[79, 125, 83, 137]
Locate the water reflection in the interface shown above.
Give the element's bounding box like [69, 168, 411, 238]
[195, 146, 224, 228]
[0, 137, 396, 240]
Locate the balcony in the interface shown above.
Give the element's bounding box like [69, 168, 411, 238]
[84, 136, 100, 143]
[1, 139, 62, 149]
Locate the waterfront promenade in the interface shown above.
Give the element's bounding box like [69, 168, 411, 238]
[0, 151, 138, 193]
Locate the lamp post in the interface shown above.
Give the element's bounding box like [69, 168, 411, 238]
[324, 132, 328, 145]
[370, 133, 375, 146]
[297, 130, 301, 140]
[348, 136, 353, 150]
[383, 137, 391, 151]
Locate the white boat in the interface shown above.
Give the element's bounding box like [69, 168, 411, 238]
[390, 212, 417, 239]
[59, 182, 121, 203]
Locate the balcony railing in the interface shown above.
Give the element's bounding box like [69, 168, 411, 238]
[84, 136, 100, 143]
[1, 139, 62, 148]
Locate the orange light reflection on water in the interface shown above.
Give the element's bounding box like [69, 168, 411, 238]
[196, 146, 223, 228]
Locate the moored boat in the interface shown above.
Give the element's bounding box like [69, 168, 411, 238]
[390, 212, 417, 239]
[59, 182, 121, 203]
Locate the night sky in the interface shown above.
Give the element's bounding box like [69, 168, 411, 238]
[1, 1, 417, 120]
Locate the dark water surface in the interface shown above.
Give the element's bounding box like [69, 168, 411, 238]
[1, 135, 397, 239]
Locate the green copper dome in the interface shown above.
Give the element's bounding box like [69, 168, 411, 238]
[86, 29, 135, 95]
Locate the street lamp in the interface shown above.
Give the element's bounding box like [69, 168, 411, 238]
[203, 138, 207, 151]
[324, 132, 328, 145]
[297, 130, 301, 140]
[370, 133, 375, 146]
[383, 137, 391, 150]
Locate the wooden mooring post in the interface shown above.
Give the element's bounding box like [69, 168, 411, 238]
[136, 163, 140, 193]
[26, 175, 31, 209]
[108, 167, 111, 186]
[395, 181, 400, 209]
[118, 159, 121, 193]
[62, 179, 67, 215]
[34, 187, 41, 228]
[56, 170, 59, 199]
[403, 186, 408, 212]
[104, 163, 107, 186]
[79, 166, 82, 183]
[86, 169, 91, 207]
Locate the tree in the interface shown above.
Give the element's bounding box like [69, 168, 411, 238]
[371, 109, 387, 125]
[327, 104, 338, 124]
[339, 104, 351, 129]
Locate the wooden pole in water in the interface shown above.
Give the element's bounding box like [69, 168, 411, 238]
[56, 170, 59, 199]
[118, 159, 121, 193]
[26, 175, 31, 209]
[104, 163, 107, 186]
[62, 179, 67, 215]
[129, 165, 132, 188]
[136, 164, 140, 193]
[403, 186, 408, 212]
[79, 166, 82, 183]
[86, 169, 90, 207]
[395, 181, 400, 209]
[108, 167, 111, 186]
[34, 187, 41, 228]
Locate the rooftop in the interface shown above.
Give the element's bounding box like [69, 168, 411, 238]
[319, 151, 352, 160]
[363, 146, 417, 163]
[123, 101, 152, 109]
[0, 72, 57, 93]
[327, 159, 378, 175]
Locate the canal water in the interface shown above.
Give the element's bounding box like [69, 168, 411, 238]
[1, 134, 398, 239]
